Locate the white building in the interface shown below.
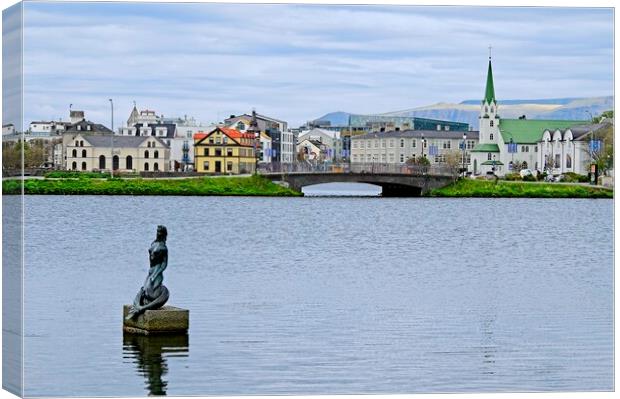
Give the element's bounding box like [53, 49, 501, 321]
[470, 55, 597, 176]
[297, 128, 343, 161]
[351, 129, 478, 166]
[64, 133, 170, 173]
[119, 106, 214, 171]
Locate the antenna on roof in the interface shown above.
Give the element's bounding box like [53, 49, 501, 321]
[488, 45, 492, 60]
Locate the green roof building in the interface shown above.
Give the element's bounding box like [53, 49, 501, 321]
[469, 54, 597, 177]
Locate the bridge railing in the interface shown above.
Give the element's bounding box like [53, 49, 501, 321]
[258, 162, 457, 176]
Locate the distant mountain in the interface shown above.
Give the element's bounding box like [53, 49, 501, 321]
[313, 96, 613, 129]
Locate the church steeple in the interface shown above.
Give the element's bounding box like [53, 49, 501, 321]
[483, 47, 496, 104]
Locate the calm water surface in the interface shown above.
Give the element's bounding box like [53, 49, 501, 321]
[20, 189, 613, 396]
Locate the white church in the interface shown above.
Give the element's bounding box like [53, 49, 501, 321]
[471, 56, 609, 177]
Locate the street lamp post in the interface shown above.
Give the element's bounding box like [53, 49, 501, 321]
[462, 133, 467, 178]
[109, 98, 114, 178]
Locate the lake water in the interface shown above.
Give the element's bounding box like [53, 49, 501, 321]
[17, 187, 613, 396]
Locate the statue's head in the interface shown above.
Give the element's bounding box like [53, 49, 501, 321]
[156, 225, 167, 242]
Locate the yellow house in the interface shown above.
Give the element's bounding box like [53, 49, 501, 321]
[194, 127, 256, 174]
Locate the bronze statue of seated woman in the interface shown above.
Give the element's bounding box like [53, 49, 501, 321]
[125, 225, 170, 320]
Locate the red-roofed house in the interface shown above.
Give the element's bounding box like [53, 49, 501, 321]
[193, 127, 257, 174]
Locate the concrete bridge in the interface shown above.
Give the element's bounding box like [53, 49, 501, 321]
[261, 163, 458, 196]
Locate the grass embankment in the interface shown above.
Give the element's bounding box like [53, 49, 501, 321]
[2, 175, 301, 197]
[428, 179, 613, 198]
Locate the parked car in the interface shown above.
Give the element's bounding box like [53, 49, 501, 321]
[520, 169, 533, 178]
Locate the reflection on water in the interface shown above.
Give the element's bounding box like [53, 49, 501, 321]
[123, 333, 189, 395]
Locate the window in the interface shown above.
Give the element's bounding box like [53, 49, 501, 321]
[126, 155, 133, 170]
[227, 162, 233, 171]
[412, 140, 416, 148]
[82, 149, 87, 158]
[366, 154, 371, 162]
[554, 154, 560, 168]
[389, 153, 395, 163]
[490, 120, 494, 127]
[485, 106, 488, 113]
[227, 148, 233, 156]
[374, 140, 378, 148]
[80, 140, 84, 147]
[566, 154, 572, 168]
[381, 154, 386, 162]
[203, 161, 209, 170]
[204, 148, 209, 156]
[215, 148, 222, 156]
[490, 106, 494, 113]
[72, 161, 77, 170]
[467, 140, 475, 149]
[154, 162, 159, 171]
[400, 154, 404, 163]
[81, 162, 86, 171]
[487, 153, 492, 161]
[436, 124, 441, 131]
[534, 146, 538, 152]
[400, 139, 404, 148]
[381, 140, 386, 148]
[490, 133, 494, 140]
[154, 150, 159, 159]
[75, 140, 79, 146]
[144, 162, 149, 171]
[223, 136, 228, 144]
[389, 140, 394, 148]
[72, 149, 77, 157]
[99, 155, 106, 170]
[144, 150, 149, 159]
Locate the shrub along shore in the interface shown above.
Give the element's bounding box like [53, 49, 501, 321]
[2, 175, 301, 197]
[2, 174, 612, 198]
[428, 178, 613, 198]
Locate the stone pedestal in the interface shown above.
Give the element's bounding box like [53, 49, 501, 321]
[123, 305, 189, 335]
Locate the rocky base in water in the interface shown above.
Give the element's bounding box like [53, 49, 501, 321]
[123, 305, 189, 335]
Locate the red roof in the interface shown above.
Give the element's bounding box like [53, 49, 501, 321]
[219, 126, 254, 140]
[194, 127, 255, 145]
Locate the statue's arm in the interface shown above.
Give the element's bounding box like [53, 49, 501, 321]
[148, 249, 168, 282]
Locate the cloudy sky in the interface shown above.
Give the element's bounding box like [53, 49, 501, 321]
[11, 1, 615, 127]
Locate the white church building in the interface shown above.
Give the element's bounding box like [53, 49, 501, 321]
[471, 56, 609, 177]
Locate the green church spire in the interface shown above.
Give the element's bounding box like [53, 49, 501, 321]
[484, 53, 496, 104]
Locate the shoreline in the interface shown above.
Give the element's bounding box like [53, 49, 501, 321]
[1, 175, 613, 198]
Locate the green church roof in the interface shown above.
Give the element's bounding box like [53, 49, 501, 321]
[499, 119, 589, 144]
[471, 143, 500, 152]
[483, 59, 496, 104]
[481, 160, 504, 166]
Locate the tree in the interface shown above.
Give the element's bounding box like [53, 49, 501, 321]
[592, 110, 614, 124]
[443, 150, 463, 178]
